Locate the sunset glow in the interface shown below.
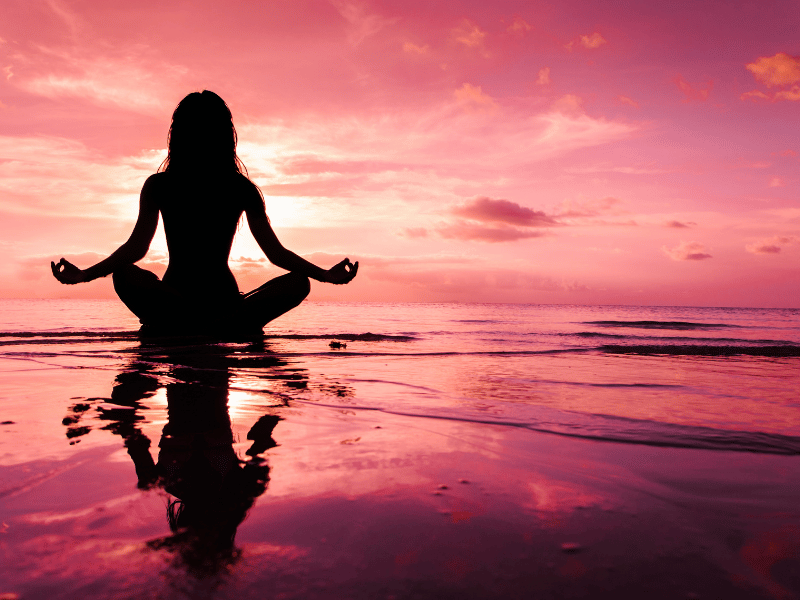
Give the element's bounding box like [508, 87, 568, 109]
[2, 0, 799, 306]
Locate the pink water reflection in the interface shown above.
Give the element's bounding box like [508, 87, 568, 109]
[1, 338, 799, 599]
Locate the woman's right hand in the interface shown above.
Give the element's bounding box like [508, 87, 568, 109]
[51, 258, 86, 285]
[326, 258, 358, 284]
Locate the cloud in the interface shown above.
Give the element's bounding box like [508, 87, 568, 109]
[454, 83, 497, 110]
[662, 241, 712, 261]
[242, 97, 636, 181]
[551, 94, 583, 115]
[330, 1, 394, 45]
[617, 95, 639, 108]
[564, 164, 665, 175]
[45, 0, 83, 39]
[0, 135, 160, 218]
[436, 196, 558, 243]
[769, 177, 786, 188]
[746, 53, 800, 87]
[11, 44, 187, 115]
[674, 75, 713, 102]
[367, 263, 589, 297]
[260, 176, 367, 198]
[277, 156, 401, 176]
[452, 19, 487, 51]
[566, 32, 607, 50]
[774, 87, 800, 101]
[741, 53, 800, 102]
[399, 227, 428, 239]
[745, 235, 799, 255]
[403, 41, 429, 55]
[665, 220, 696, 228]
[740, 90, 770, 102]
[451, 197, 558, 227]
[557, 196, 624, 218]
[507, 17, 531, 36]
[437, 222, 546, 242]
[742, 86, 800, 103]
[536, 67, 550, 85]
[580, 32, 607, 49]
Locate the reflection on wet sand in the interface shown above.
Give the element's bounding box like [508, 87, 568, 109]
[62, 340, 313, 575]
[39, 339, 798, 599]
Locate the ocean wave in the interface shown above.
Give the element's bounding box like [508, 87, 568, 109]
[585, 320, 738, 330]
[293, 398, 800, 455]
[0, 330, 139, 338]
[266, 332, 416, 342]
[532, 413, 800, 455]
[600, 344, 800, 357]
[570, 331, 794, 345]
[0, 330, 416, 346]
[451, 319, 503, 324]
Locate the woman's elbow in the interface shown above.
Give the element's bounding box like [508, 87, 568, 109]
[263, 245, 289, 268]
[119, 242, 149, 264]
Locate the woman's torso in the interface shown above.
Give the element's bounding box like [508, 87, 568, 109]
[153, 171, 251, 302]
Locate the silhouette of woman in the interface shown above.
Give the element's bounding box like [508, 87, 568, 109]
[51, 90, 358, 335]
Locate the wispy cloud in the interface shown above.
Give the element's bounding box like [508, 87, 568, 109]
[0, 135, 160, 218]
[566, 32, 607, 51]
[536, 67, 550, 85]
[665, 220, 696, 229]
[506, 17, 531, 36]
[330, 1, 395, 45]
[557, 196, 625, 218]
[451, 19, 487, 54]
[452, 196, 558, 227]
[673, 75, 713, 102]
[399, 227, 428, 239]
[435, 196, 558, 243]
[402, 41, 429, 55]
[662, 241, 712, 261]
[745, 235, 799, 255]
[12, 46, 186, 114]
[437, 222, 546, 242]
[454, 83, 497, 110]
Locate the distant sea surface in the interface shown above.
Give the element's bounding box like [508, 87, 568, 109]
[2, 299, 799, 455]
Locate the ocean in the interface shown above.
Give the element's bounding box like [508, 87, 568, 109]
[2, 299, 798, 454]
[1, 299, 799, 599]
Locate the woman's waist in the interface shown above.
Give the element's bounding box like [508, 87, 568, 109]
[163, 263, 241, 296]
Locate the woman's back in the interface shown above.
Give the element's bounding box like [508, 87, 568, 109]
[155, 171, 257, 300]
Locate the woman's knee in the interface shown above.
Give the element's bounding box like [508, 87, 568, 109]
[112, 264, 157, 289]
[290, 273, 311, 302]
[112, 265, 161, 312]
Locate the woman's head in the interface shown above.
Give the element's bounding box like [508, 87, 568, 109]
[160, 90, 246, 174]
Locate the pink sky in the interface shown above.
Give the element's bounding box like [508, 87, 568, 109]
[1, 0, 799, 306]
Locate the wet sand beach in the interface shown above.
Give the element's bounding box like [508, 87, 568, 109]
[1, 301, 799, 599]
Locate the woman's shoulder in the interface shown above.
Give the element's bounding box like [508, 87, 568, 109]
[138, 172, 169, 206]
[234, 173, 265, 211]
[142, 172, 170, 193]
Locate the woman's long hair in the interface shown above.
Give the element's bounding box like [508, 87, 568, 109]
[159, 90, 249, 175]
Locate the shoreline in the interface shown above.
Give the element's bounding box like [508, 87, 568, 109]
[2, 402, 799, 599]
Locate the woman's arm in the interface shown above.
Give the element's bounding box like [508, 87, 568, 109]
[51, 176, 161, 284]
[245, 194, 358, 285]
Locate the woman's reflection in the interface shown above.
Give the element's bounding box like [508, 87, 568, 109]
[64, 340, 301, 574]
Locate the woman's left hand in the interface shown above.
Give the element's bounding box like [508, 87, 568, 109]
[326, 258, 358, 284]
[51, 258, 86, 285]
